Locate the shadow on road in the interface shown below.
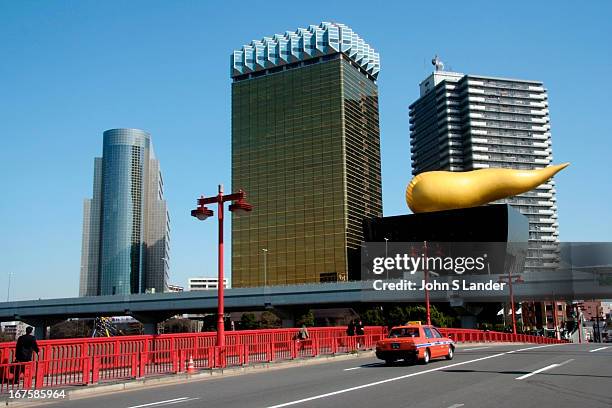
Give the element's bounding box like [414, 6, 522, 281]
[442, 369, 612, 379]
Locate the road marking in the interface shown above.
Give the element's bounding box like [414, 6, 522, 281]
[507, 344, 559, 354]
[515, 358, 574, 380]
[164, 397, 199, 405]
[126, 397, 199, 408]
[265, 344, 566, 408]
[462, 347, 490, 351]
[343, 367, 361, 371]
[589, 346, 610, 353]
[447, 404, 465, 408]
[164, 399, 199, 406]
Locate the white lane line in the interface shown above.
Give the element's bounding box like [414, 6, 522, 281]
[447, 404, 465, 408]
[462, 347, 491, 351]
[265, 343, 566, 408]
[164, 399, 200, 406]
[515, 364, 559, 380]
[507, 344, 559, 354]
[126, 397, 197, 408]
[589, 346, 610, 353]
[343, 367, 361, 371]
[515, 358, 574, 380]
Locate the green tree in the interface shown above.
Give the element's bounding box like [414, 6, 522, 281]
[387, 306, 407, 327]
[362, 308, 385, 326]
[260, 311, 281, 328]
[240, 313, 260, 330]
[297, 310, 315, 327]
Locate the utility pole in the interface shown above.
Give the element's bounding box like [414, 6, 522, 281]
[6, 272, 13, 302]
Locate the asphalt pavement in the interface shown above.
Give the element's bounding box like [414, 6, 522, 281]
[30, 343, 612, 408]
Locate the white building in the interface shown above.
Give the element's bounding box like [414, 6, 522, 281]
[188, 277, 228, 291]
[167, 284, 184, 292]
[1, 321, 27, 340]
[409, 66, 559, 272]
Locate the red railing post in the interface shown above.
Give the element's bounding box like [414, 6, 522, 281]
[130, 353, 138, 378]
[267, 343, 274, 362]
[23, 362, 33, 389]
[291, 341, 297, 359]
[172, 351, 178, 374]
[91, 356, 100, 384]
[34, 360, 45, 389]
[219, 346, 226, 368]
[140, 352, 147, 378]
[208, 347, 214, 369]
[243, 344, 249, 366]
[82, 356, 91, 385]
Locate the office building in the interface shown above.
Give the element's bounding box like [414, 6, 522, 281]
[80, 128, 170, 296]
[167, 284, 184, 293]
[188, 277, 228, 291]
[409, 63, 559, 272]
[230, 22, 383, 286]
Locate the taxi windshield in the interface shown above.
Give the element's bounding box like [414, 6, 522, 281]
[388, 328, 419, 338]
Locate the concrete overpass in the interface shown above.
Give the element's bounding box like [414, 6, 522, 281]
[1, 268, 610, 338]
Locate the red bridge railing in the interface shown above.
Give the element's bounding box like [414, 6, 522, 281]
[0, 326, 565, 393]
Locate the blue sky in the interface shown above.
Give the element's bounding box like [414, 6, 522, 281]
[1, 1, 610, 301]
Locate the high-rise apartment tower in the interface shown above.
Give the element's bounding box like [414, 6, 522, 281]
[409, 67, 558, 271]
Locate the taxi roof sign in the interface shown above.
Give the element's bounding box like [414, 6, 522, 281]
[407, 321, 422, 326]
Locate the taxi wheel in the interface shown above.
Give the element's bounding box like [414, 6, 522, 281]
[446, 345, 454, 360]
[421, 349, 430, 365]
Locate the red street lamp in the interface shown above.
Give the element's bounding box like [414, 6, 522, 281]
[191, 185, 253, 347]
[498, 273, 523, 335]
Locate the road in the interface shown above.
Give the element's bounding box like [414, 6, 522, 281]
[39, 343, 611, 408]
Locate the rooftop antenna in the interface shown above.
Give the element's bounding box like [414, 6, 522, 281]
[432, 54, 444, 71]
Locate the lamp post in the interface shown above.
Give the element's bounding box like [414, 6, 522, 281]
[508, 267, 517, 335]
[6, 272, 13, 302]
[384, 238, 389, 282]
[262, 248, 268, 289]
[551, 293, 560, 340]
[498, 271, 522, 335]
[191, 184, 253, 347]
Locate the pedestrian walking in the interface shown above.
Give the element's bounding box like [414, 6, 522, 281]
[346, 320, 355, 337]
[297, 324, 310, 340]
[14, 327, 39, 379]
[356, 319, 365, 348]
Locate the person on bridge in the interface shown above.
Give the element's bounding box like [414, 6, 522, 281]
[347, 320, 355, 337]
[13, 326, 39, 379]
[355, 320, 365, 348]
[15, 327, 39, 363]
[297, 324, 309, 341]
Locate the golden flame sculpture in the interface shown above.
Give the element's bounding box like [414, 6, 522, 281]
[406, 163, 569, 213]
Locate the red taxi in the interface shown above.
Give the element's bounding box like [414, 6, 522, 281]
[375, 322, 455, 365]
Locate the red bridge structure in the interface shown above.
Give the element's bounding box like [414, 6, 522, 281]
[0, 327, 565, 394]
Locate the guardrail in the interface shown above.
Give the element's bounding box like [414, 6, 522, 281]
[438, 328, 565, 344]
[0, 327, 381, 364]
[0, 334, 383, 392]
[0, 327, 565, 393]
